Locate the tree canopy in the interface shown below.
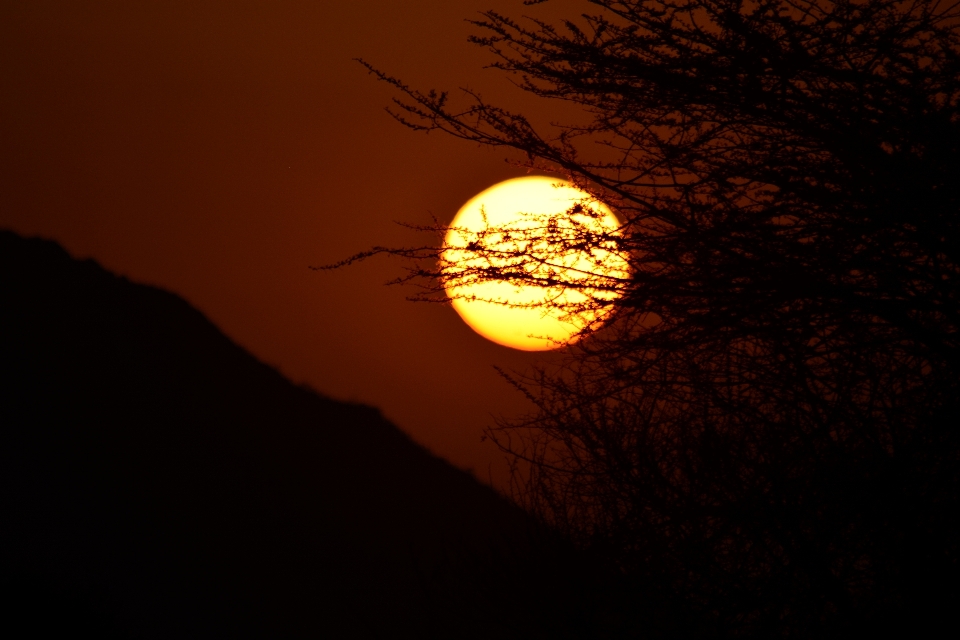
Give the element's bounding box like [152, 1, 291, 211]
[350, 1, 960, 636]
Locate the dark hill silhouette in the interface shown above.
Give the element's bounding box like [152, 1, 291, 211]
[0, 230, 576, 639]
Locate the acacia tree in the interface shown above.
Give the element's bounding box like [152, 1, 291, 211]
[347, 1, 960, 636]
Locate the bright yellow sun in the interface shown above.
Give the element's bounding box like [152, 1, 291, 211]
[442, 176, 628, 351]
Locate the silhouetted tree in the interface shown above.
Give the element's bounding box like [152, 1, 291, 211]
[346, 1, 960, 636]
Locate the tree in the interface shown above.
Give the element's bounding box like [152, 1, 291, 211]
[345, 1, 960, 636]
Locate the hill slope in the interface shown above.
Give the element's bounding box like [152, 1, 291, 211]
[0, 231, 547, 639]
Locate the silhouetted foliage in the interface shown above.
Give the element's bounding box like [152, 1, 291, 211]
[351, 1, 960, 637]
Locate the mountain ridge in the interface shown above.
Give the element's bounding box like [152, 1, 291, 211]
[0, 229, 552, 639]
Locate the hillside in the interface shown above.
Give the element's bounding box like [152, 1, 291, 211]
[0, 231, 571, 639]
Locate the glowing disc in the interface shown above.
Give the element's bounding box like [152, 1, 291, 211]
[442, 176, 627, 351]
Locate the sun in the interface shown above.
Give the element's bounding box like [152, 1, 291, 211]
[442, 176, 628, 351]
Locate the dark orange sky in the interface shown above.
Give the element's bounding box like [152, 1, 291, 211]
[0, 1, 585, 487]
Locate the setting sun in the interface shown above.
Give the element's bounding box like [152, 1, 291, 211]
[442, 176, 628, 351]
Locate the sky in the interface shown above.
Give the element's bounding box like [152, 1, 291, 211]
[0, 1, 588, 487]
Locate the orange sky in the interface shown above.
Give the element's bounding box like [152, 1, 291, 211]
[0, 1, 586, 487]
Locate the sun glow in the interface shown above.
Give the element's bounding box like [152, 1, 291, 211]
[442, 176, 628, 351]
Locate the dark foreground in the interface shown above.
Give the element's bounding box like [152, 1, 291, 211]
[4, 230, 956, 639]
